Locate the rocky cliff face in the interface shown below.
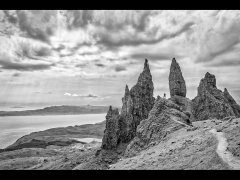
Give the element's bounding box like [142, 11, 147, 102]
[192, 72, 240, 121]
[124, 96, 191, 157]
[169, 58, 186, 98]
[101, 59, 155, 152]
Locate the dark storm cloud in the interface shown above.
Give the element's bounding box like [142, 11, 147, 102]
[3, 10, 18, 24]
[96, 21, 195, 50]
[66, 10, 94, 30]
[115, 65, 127, 72]
[66, 10, 152, 32]
[16, 10, 57, 44]
[0, 58, 55, 71]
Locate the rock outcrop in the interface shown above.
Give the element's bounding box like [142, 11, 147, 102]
[169, 58, 186, 97]
[192, 72, 240, 121]
[101, 106, 120, 150]
[124, 96, 191, 157]
[223, 88, 240, 117]
[101, 59, 155, 152]
[168, 95, 195, 122]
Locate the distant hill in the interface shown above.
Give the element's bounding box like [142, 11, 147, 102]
[0, 105, 116, 116]
[4, 120, 106, 151]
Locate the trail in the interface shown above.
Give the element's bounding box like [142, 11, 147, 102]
[210, 129, 240, 170]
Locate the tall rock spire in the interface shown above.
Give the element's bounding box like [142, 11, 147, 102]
[101, 106, 120, 150]
[169, 58, 186, 97]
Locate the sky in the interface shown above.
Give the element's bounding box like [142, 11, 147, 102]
[0, 10, 240, 109]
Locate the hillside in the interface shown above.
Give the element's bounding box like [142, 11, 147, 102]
[110, 118, 240, 170]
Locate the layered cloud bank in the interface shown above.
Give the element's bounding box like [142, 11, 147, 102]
[0, 10, 240, 107]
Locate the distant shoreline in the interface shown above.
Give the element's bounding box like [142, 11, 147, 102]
[0, 105, 116, 117]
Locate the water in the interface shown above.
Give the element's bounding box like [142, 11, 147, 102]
[0, 114, 106, 149]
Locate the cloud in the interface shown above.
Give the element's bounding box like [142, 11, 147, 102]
[33, 47, 52, 57]
[52, 44, 66, 52]
[114, 65, 126, 72]
[3, 10, 18, 24]
[65, 10, 94, 30]
[94, 21, 195, 51]
[207, 58, 240, 67]
[64, 92, 99, 98]
[12, 72, 21, 77]
[195, 11, 240, 63]
[0, 56, 54, 71]
[14, 40, 52, 60]
[66, 10, 152, 32]
[130, 52, 181, 61]
[16, 10, 58, 43]
[95, 63, 105, 67]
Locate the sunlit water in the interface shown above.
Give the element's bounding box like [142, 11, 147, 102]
[0, 114, 106, 149]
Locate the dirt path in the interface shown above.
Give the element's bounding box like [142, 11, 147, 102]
[210, 129, 240, 170]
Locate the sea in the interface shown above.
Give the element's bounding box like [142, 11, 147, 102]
[0, 114, 106, 149]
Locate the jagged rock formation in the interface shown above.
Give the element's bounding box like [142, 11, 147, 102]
[101, 59, 155, 152]
[101, 106, 119, 150]
[169, 58, 186, 97]
[192, 72, 240, 121]
[124, 96, 191, 157]
[118, 59, 155, 144]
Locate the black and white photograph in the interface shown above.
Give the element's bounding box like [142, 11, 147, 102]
[0, 10, 240, 170]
